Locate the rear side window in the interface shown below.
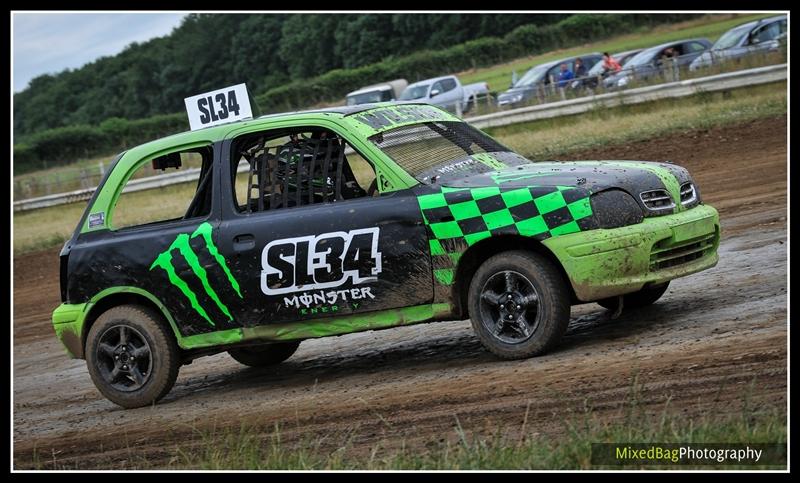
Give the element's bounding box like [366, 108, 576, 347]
[685, 42, 707, 53]
[112, 146, 213, 230]
[441, 78, 457, 92]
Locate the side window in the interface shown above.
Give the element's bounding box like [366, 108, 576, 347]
[753, 22, 782, 43]
[431, 81, 444, 94]
[687, 42, 707, 53]
[441, 78, 457, 92]
[113, 146, 214, 230]
[230, 127, 379, 214]
[584, 56, 601, 69]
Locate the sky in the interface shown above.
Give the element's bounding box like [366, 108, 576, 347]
[12, 12, 188, 93]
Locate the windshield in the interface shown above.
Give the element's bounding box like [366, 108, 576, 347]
[399, 84, 430, 100]
[346, 89, 391, 106]
[713, 25, 751, 50]
[514, 64, 550, 87]
[368, 121, 529, 183]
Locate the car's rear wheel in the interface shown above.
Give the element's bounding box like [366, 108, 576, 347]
[85, 305, 180, 409]
[468, 250, 570, 360]
[228, 341, 301, 367]
[597, 282, 670, 311]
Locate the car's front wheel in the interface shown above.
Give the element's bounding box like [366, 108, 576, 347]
[228, 341, 301, 367]
[468, 250, 571, 360]
[85, 305, 180, 409]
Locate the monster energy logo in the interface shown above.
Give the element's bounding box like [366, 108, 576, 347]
[150, 222, 242, 327]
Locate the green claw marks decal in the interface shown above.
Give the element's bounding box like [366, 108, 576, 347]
[150, 222, 242, 327]
[418, 185, 594, 285]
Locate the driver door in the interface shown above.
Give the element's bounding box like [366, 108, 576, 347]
[216, 124, 434, 328]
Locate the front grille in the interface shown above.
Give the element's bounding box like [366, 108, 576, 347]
[650, 231, 717, 271]
[680, 182, 697, 205]
[640, 189, 675, 211]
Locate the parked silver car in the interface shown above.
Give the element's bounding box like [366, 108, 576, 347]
[689, 15, 787, 71]
[398, 75, 489, 114]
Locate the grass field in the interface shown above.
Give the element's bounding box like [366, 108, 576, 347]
[488, 81, 786, 160]
[171, 407, 786, 470]
[458, 13, 777, 91]
[30, 380, 786, 470]
[12, 81, 786, 255]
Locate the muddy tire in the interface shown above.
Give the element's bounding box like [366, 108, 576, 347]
[597, 282, 670, 311]
[468, 250, 570, 360]
[228, 341, 301, 367]
[85, 305, 180, 409]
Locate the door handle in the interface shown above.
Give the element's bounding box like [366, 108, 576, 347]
[233, 234, 255, 252]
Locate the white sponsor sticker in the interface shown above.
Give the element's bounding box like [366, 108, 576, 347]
[260, 228, 382, 296]
[184, 83, 253, 131]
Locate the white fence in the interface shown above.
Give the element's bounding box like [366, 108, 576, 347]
[13, 63, 786, 213]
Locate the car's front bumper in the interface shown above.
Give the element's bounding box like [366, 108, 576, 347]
[542, 204, 720, 301]
[52, 302, 89, 359]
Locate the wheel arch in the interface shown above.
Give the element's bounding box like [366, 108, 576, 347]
[80, 287, 184, 358]
[450, 235, 577, 318]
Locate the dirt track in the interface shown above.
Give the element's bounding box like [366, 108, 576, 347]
[13, 117, 787, 469]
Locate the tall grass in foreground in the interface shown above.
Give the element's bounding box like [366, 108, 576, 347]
[166, 379, 785, 470]
[22, 372, 786, 470]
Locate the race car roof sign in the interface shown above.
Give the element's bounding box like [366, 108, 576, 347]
[184, 83, 253, 131]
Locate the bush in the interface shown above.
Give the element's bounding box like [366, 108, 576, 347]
[255, 13, 699, 113]
[14, 114, 189, 173]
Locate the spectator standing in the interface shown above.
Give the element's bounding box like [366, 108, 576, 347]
[602, 52, 622, 73]
[574, 58, 588, 79]
[573, 58, 588, 92]
[556, 63, 574, 99]
[660, 47, 679, 81]
[556, 64, 575, 99]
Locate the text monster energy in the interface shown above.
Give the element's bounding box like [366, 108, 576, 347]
[150, 222, 241, 327]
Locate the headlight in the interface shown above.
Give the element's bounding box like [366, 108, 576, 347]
[590, 189, 644, 229]
[679, 181, 701, 209]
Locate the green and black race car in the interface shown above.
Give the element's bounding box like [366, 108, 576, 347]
[52, 103, 720, 408]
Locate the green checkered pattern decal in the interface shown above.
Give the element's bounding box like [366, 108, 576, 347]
[417, 185, 594, 285]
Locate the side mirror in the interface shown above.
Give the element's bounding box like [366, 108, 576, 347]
[430, 89, 440, 98]
[152, 152, 182, 170]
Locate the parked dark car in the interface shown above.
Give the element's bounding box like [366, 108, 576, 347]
[581, 49, 643, 90]
[603, 39, 712, 89]
[497, 53, 603, 107]
[689, 15, 787, 71]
